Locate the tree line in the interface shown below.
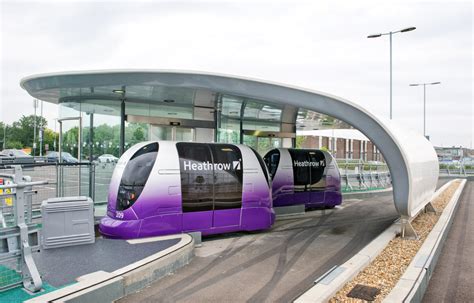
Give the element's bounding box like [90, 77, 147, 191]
[0, 115, 148, 158]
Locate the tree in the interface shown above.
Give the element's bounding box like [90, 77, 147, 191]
[132, 126, 145, 142]
[2, 115, 57, 155]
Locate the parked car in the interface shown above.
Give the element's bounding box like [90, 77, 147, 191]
[0, 153, 14, 164]
[0, 149, 35, 164]
[46, 151, 79, 163]
[97, 154, 118, 163]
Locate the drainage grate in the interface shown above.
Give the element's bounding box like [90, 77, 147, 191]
[346, 284, 381, 301]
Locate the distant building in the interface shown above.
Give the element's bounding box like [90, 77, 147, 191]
[297, 129, 384, 162]
[435, 146, 474, 163]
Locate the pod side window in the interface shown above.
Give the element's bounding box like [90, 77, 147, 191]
[263, 149, 280, 180]
[117, 143, 159, 211]
[288, 149, 310, 191]
[250, 147, 270, 186]
[308, 150, 326, 191]
[177, 143, 214, 212]
[210, 144, 243, 210]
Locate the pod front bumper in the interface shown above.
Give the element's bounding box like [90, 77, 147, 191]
[99, 216, 141, 239]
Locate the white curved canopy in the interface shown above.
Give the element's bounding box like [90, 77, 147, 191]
[20, 69, 439, 218]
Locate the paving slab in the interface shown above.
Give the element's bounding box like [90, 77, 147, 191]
[422, 181, 474, 302]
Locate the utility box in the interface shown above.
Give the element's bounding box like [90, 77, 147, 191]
[41, 196, 95, 249]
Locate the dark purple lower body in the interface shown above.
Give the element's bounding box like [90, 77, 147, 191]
[100, 207, 275, 239]
[273, 190, 342, 209]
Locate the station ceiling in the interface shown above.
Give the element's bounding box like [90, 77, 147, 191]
[21, 69, 439, 220]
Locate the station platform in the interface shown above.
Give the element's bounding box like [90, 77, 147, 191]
[0, 236, 185, 303]
[34, 237, 180, 287]
[423, 181, 474, 302]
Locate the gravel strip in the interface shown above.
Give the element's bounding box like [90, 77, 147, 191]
[330, 181, 461, 303]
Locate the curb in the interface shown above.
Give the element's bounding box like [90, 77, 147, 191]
[342, 187, 393, 199]
[294, 179, 461, 303]
[25, 234, 195, 303]
[383, 179, 467, 303]
[294, 221, 400, 303]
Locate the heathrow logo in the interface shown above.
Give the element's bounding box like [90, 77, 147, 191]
[293, 160, 325, 167]
[183, 160, 241, 171]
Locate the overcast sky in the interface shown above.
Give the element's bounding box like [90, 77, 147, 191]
[1, 0, 472, 147]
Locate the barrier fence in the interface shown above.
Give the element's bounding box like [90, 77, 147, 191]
[0, 162, 114, 223]
[336, 159, 392, 192]
[0, 166, 44, 292]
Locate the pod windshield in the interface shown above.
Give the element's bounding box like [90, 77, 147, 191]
[116, 143, 158, 211]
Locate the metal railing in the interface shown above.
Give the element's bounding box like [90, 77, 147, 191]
[439, 164, 474, 176]
[0, 162, 115, 225]
[336, 159, 392, 192]
[0, 166, 45, 292]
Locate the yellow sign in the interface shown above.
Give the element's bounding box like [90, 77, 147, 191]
[5, 189, 12, 206]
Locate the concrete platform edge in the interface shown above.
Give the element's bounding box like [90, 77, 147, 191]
[24, 234, 195, 303]
[294, 180, 462, 303]
[383, 178, 466, 303]
[294, 218, 399, 303]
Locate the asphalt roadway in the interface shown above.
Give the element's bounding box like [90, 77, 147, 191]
[423, 181, 473, 302]
[120, 191, 399, 303]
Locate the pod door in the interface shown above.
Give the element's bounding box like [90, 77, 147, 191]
[288, 149, 326, 206]
[288, 149, 311, 205]
[308, 150, 326, 206]
[177, 143, 243, 232]
[209, 144, 243, 228]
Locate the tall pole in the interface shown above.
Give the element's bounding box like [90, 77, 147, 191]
[119, 98, 125, 156]
[368, 27, 416, 120]
[389, 32, 393, 120]
[39, 100, 44, 156]
[423, 84, 426, 137]
[33, 99, 37, 156]
[409, 81, 440, 140]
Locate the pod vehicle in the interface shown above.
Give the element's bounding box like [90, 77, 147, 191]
[100, 141, 274, 239]
[263, 148, 342, 209]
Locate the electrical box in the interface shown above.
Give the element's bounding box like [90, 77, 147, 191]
[41, 196, 95, 249]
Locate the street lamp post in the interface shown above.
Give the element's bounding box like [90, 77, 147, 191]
[409, 82, 441, 139]
[368, 26, 416, 120]
[113, 87, 126, 156]
[33, 99, 38, 155]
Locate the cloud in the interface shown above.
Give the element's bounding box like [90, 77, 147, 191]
[1, 0, 472, 147]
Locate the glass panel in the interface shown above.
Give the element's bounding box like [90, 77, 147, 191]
[125, 122, 149, 148]
[244, 101, 282, 121]
[210, 144, 243, 210]
[243, 135, 257, 151]
[175, 128, 194, 141]
[243, 120, 280, 131]
[117, 143, 158, 211]
[177, 143, 214, 213]
[296, 109, 352, 131]
[218, 117, 240, 144]
[263, 149, 280, 179]
[61, 121, 80, 161]
[221, 95, 243, 118]
[150, 125, 173, 141]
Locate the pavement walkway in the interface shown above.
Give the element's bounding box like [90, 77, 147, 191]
[423, 181, 473, 302]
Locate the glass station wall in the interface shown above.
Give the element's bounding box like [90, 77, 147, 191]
[58, 97, 201, 160]
[217, 95, 283, 155]
[58, 92, 289, 161]
[59, 101, 122, 161]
